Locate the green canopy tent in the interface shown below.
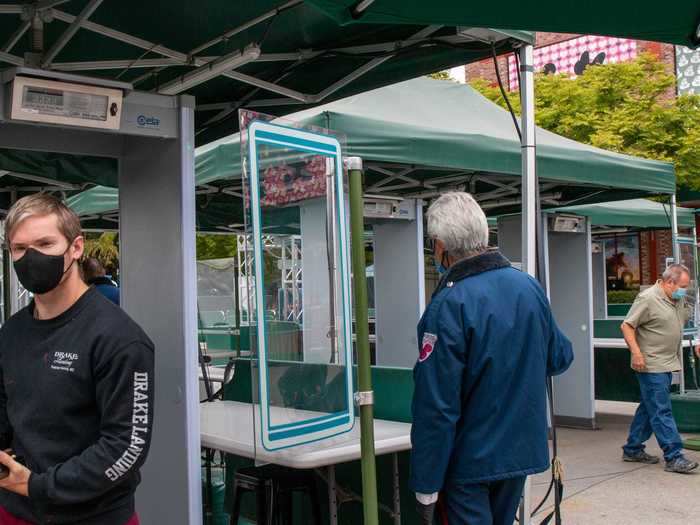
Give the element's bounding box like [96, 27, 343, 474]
[0, 2, 534, 153]
[67, 184, 302, 234]
[67, 78, 675, 229]
[0, 3, 535, 204]
[0, 2, 696, 523]
[308, 0, 700, 49]
[492, 199, 696, 236]
[197, 77, 675, 200]
[554, 199, 696, 230]
[1, 0, 696, 189]
[0, 150, 117, 212]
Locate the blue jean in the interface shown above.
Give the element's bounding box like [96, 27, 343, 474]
[444, 476, 526, 525]
[623, 372, 683, 462]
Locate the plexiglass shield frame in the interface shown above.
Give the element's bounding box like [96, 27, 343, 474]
[240, 109, 355, 456]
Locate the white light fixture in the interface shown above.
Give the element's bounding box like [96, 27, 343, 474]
[158, 45, 261, 95]
[351, 0, 374, 17]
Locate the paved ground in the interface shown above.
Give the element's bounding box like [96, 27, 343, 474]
[530, 401, 700, 525]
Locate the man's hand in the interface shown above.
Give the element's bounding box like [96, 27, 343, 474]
[695, 345, 700, 359]
[0, 451, 30, 497]
[631, 352, 647, 372]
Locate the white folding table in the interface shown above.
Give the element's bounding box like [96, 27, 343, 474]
[200, 400, 412, 524]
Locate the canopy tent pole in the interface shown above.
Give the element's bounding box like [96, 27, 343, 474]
[518, 42, 536, 525]
[519, 43, 537, 277]
[3, 190, 22, 321]
[671, 193, 680, 263]
[348, 156, 379, 525]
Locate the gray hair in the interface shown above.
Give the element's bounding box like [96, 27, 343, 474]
[426, 192, 489, 259]
[662, 263, 690, 283]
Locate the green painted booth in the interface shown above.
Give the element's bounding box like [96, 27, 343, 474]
[607, 304, 632, 317]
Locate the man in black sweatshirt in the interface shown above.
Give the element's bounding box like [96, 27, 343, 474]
[0, 194, 154, 525]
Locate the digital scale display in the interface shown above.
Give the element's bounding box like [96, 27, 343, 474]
[22, 86, 108, 122]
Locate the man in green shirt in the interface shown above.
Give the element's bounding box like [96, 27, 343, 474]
[621, 264, 700, 473]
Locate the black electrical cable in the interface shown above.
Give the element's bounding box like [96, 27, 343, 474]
[492, 43, 521, 141]
[662, 195, 673, 230]
[514, 50, 523, 93]
[538, 379, 563, 525]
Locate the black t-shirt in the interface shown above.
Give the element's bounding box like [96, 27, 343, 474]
[0, 287, 154, 525]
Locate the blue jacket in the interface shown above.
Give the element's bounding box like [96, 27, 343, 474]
[409, 251, 573, 492]
[88, 276, 120, 306]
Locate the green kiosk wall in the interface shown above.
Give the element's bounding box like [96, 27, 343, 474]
[594, 319, 699, 404]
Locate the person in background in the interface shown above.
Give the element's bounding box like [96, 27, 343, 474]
[410, 192, 574, 525]
[82, 257, 120, 306]
[621, 264, 700, 474]
[0, 194, 154, 525]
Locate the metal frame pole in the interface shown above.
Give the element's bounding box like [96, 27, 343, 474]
[518, 42, 537, 525]
[671, 195, 684, 394]
[392, 453, 401, 525]
[671, 194, 680, 263]
[326, 157, 339, 363]
[328, 465, 339, 525]
[520, 43, 537, 278]
[348, 156, 379, 525]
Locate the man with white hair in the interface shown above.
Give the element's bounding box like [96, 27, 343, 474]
[410, 192, 574, 525]
[621, 263, 700, 474]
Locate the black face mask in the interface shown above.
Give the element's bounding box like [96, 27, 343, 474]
[13, 247, 75, 295]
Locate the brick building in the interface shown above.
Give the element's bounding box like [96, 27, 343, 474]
[462, 32, 693, 288]
[464, 32, 676, 90]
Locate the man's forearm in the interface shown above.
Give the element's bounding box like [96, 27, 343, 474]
[621, 323, 642, 355]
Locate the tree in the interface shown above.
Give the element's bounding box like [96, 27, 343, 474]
[471, 54, 700, 189]
[196, 234, 238, 260]
[84, 232, 119, 274]
[82, 233, 238, 275]
[427, 70, 452, 81]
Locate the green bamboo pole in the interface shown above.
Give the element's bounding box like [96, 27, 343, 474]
[348, 157, 379, 525]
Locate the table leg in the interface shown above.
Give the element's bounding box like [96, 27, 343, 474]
[519, 476, 532, 525]
[392, 453, 401, 525]
[328, 465, 338, 525]
[204, 448, 213, 525]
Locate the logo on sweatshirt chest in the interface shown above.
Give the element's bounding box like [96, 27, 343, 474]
[49, 351, 80, 373]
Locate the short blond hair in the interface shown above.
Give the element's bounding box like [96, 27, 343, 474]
[5, 193, 82, 244]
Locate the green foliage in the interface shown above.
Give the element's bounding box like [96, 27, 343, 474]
[471, 54, 700, 189]
[470, 78, 522, 114]
[84, 232, 119, 273]
[82, 233, 239, 273]
[196, 234, 237, 260]
[607, 290, 639, 304]
[427, 70, 452, 81]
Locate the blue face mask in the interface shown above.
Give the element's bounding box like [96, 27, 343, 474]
[434, 251, 449, 275]
[672, 287, 687, 300]
[435, 260, 448, 275]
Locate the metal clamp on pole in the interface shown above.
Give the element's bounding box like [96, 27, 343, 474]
[345, 156, 363, 171]
[354, 390, 375, 407]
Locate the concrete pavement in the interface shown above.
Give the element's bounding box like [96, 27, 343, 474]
[530, 401, 700, 525]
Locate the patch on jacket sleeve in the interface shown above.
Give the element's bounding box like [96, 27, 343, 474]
[419, 333, 438, 362]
